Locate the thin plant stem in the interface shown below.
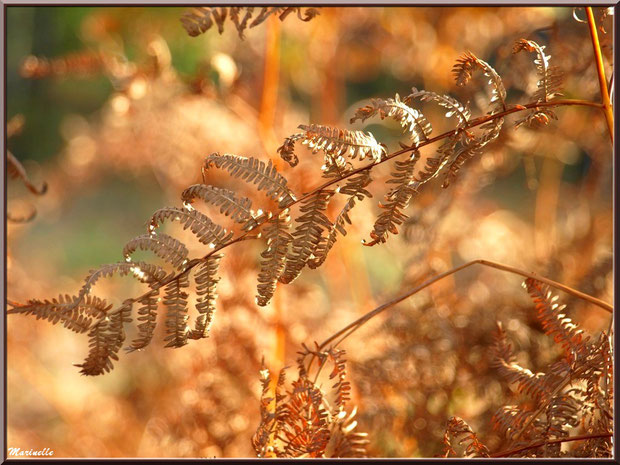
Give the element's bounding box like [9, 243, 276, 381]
[491, 432, 613, 458]
[305, 258, 612, 374]
[586, 7, 614, 142]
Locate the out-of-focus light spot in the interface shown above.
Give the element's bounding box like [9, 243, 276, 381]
[211, 53, 238, 89]
[110, 94, 130, 114]
[68, 135, 96, 167]
[128, 77, 148, 100]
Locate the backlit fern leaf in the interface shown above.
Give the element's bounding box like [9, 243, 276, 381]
[327, 348, 351, 410]
[407, 87, 471, 128]
[493, 322, 550, 402]
[182, 184, 260, 231]
[181, 6, 319, 39]
[278, 124, 386, 173]
[204, 153, 296, 208]
[326, 407, 369, 458]
[523, 278, 588, 359]
[311, 172, 372, 267]
[280, 190, 334, 284]
[493, 405, 540, 441]
[163, 274, 191, 348]
[365, 152, 420, 245]
[190, 254, 223, 340]
[415, 136, 459, 185]
[280, 378, 331, 457]
[75, 300, 133, 376]
[149, 207, 234, 247]
[126, 290, 159, 352]
[78, 262, 170, 302]
[7, 294, 111, 334]
[256, 212, 293, 306]
[443, 416, 490, 458]
[350, 94, 433, 144]
[123, 233, 189, 270]
[453, 51, 507, 112]
[513, 39, 563, 128]
[513, 39, 562, 103]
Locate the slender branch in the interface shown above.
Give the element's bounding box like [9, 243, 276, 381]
[306, 258, 612, 373]
[491, 432, 612, 458]
[586, 7, 614, 142]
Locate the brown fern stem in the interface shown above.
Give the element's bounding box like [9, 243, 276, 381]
[76, 99, 606, 332]
[491, 432, 612, 458]
[586, 7, 614, 143]
[305, 258, 612, 374]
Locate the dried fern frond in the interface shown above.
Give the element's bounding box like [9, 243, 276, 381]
[278, 124, 386, 173]
[75, 301, 132, 376]
[452, 51, 507, 112]
[513, 39, 563, 103]
[256, 212, 293, 307]
[78, 261, 170, 301]
[280, 378, 331, 457]
[326, 407, 369, 458]
[512, 39, 563, 129]
[190, 254, 223, 340]
[327, 348, 351, 410]
[523, 278, 588, 359]
[149, 206, 234, 247]
[7, 294, 111, 334]
[493, 322, 550, 402]
[350, 94, 433, 144]
[181, 6, 319, 39]
[514, 109, 558, 129]
[443, 416, 490, 457]
[123, 233, 189, 270]
[181, 184, 261, 231]
[280, 190, 334, 284]
[407, 87, 471, 128]
[416, 135, 459, 184]
[126, 290, 159, 352]
[252, 361, 283, 457]
[440, 123, 502, 188]
[493, 405, 540, 441]
[204, 153, 296, 208]
[311, 172, 372, 266]
[365, 152, 420, 246]
[163, 274, 191, 348]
